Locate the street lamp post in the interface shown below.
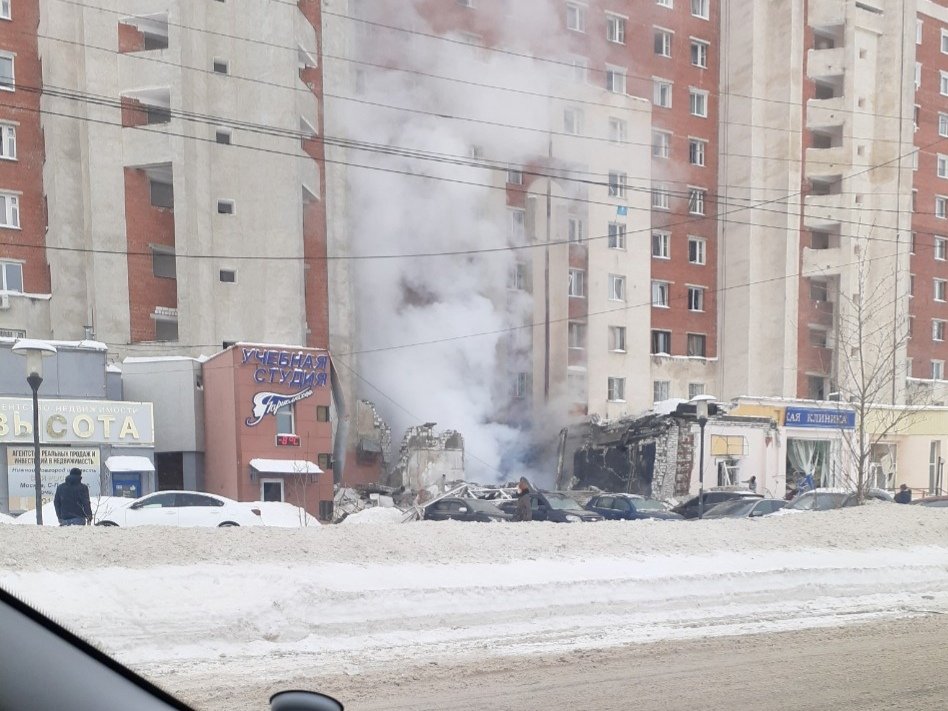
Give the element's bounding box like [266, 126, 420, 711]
[12, 339, 57, 525]
[691, 394, 716, 520]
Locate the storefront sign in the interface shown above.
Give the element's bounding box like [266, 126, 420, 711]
[784, 407, 855, 430]
[0, 398, 154, 445]
[241, 347, 329, 388]
[8, 447, 101, 501]
[245, 388, 314, 427]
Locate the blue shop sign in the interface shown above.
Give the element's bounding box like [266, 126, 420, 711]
[784, 407, 855, 430]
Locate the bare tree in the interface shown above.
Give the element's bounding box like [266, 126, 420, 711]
[831, 245, 926, 501]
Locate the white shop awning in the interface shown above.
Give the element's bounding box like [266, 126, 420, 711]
[105, 456, 155, 473]
[250, 459, 323, 475]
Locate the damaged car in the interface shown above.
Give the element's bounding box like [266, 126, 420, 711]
[585, 494, 683, 521]
[497, 491, 603, 522]
[422, 497, 511, 522]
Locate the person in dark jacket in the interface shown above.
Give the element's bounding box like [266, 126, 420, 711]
[894, 484, 912, 504]
[54, 468, 93, 526]
[513, 477, 532, 522]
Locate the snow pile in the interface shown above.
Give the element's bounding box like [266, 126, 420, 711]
[340, 506, 407, 525]
[251, 501, 321, 528]
[0, 511, 14, 525]
[12, 496, 133, 526]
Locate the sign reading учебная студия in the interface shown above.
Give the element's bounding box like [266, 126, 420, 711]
[241, 347, 329, 388]
[0, 398, 155, 445]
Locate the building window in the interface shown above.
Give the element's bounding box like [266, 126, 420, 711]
[608, 222, 627, 249]
[688, 236, 706, 264]
[317, 453, 332, 471]
[0, 192, 19, 228]
[911, 232, 917, 255]
[652, 230, 670, 258]
[511, 371, 530, 399]
[653, 79, 673, 108]
[609, 118, 627, 143]
[688, 188, 706, 215]
[652, 330, 672, 354]
[652, 183, 670, 209]
[0, 52, 13, 90]
[910, 274, 915, 297]
[0, 261, 22, 291]
[654, 28, 672, 57]
[151, 248, 176, 279]
[607, 377, 625, 402]
[657, 0, 672, 7]
[653, 380, 670, 401]
[568, 268, 585, 297]
[918, 19, 923, 45]
[508, 262, 526, 290]
[688, 383, 706, 399]
[937, 279, 947, 302]
[509, 208, 525, 241]
[568, 321, 586, 349]
[938, 196, 948, 219]
[608, 171, 627, 198]
[215, 129, 231, 145]
[940, 114, 948, 138]
[939, 155, 948, 179]
[566, 3, 585, 32]
[567, 216, 584, 243]
[691, 0, 709, 19]
[606, 66, 627, 94]
[689, 138, 706, 166]
[941, 71, 948, 96]
[568, 56, 588, 82]
[652, 130, 671, 159]
[217, 199, 234, 214]
[809, 328, 828, 348]
[457, 0, 474, 6]
[916, 62, 922, 90]
[687, 286, 705, 311]
[652, 280, 670, 307]
[154, 317, 178, 342]
[608, 274, 626, 301]
[213, 58, 229, 74]
[261, 479, 284, 503]
[606, 14, 625, 44]
[506, 167, 523, 185]
[933, 360, 945, 380]
[0, 0, 9, 20]
[936, 236, 947, 260]
[691, 40, 708, 68]
[942, 28, 948, 53]
[934, 320, 946, 342]
[564, 107, 583, 134]
[687, 333, 707, 357]
[0, 123, 15, 159]
[609, 326, 626, 352]
[316, 405, 330, 422]
[219, 269, 237, 283]
[690, 89, 709, 117]
[276, 404, 295, 434]
[149, 180, 174, 209]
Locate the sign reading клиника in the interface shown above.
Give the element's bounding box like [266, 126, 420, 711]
[784, 407, 856, 430]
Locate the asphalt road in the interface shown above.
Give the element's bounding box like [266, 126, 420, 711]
[205, 614, 948, 711]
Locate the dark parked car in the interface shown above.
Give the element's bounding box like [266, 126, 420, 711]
[671, 490, 762, 519]
[585, 494, 683, 521]
[423, 497, 511, 522]
[912, 495, 948, 508]
[497, 491, 603, 522]
[702, 497, 786, 519]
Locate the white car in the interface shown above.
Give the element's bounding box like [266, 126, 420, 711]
[96, 491, 262, 528]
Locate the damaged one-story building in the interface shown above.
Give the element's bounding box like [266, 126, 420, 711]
[559, 401, 780, 500]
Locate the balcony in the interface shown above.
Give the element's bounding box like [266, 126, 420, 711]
[808, 0, 845, 28]
[807, 47, 846, 80]
[807, 95, 848, 129]
[804, 192, 851, 224]
[802, 245, 845, 277]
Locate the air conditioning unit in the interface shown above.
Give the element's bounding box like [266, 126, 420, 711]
[0, 294, 10, 310]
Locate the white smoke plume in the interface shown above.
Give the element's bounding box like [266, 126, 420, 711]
[329, 0, 574, 482]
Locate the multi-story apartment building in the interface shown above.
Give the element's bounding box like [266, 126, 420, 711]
[0, 0, 329, 353]
[0, 0, 51, 335]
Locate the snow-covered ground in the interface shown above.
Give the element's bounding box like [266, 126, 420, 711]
[0, 506, 946, 706]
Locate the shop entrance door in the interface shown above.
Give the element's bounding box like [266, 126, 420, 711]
[261, 479, 284, 502]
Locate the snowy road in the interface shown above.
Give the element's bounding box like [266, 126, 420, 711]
[2, 506, 947, 709]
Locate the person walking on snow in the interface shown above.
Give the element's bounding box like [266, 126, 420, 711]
[514, 477, 532, 522]
[54, 467, 93, 526]
[747, 476, 757, 493]
[894, 484, 912, 504]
